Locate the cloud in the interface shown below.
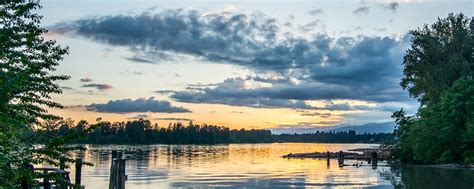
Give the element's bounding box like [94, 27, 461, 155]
[384, 2, 399, 12]
[124, 56, 154, 63]
[308, 8, 323, 16]
[297, 110, 332, 118]
[81, 83, 113, 91]
[61, 86, 74, 90]
[52, 9, 415, 110]
[299, 19, 320, 32]
[170, 78, 316, 109]
[128, 114, 151, 119]
[85, 97, 191, 113]
[155, 117, 194, 121]
[353, 6, 369, 15]
[80, 78, 93, 82]
[278, 120, 340, 128]
[316, 101, 408, 112]
[52, 9, 279, 67]
[154, 90, 177, 95]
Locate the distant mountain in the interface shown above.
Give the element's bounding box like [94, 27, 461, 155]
[329, 122, 395, 134]
[270, 122, 395, 134]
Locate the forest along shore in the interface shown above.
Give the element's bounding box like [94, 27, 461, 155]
[282, 146, 391, 161]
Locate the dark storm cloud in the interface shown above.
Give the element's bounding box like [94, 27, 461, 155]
[85, 97, 191, 113]
[353, 6, 369, 15]
[171, 78, 315, 109]
[52, 9, 279, 67]
[52, 9, 413, 109]
[81, 83, 113, 90]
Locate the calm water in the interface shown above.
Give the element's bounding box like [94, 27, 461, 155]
[65, 143, 474, 188]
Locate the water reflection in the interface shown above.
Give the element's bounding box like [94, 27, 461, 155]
[65, 143, 473, 188]
[381, 165, 474, 189]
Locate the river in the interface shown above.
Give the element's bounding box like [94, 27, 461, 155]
[66, 143, 474, 188]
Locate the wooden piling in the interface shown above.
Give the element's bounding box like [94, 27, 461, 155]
[75, 158, 82, 187]
[338, 151, 344, 167]
[119, 156, 127, 188]
[109, 150, 127, 189]
[371, 151, 378, 168]
[326, 151, 330, 167]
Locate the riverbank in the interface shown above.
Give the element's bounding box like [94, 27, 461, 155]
[282, 146, 474, 170]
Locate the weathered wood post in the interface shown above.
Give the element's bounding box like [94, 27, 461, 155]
[109, 150, 117, 189]
[75, 158, 82, 187]
[119, 156, 127, 189]
[116, 151, 123, 189]
[371, 151, 378, 168]
[338, 151, 344, 167]
[109, 150, 127, 189]
[109, 159, 118, 189]
[326, 151, 330, 167]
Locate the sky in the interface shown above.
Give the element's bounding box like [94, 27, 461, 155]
[39, 0, 473, 132]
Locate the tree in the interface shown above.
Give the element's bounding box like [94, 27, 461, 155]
[394, 13, 474, 164]
[394, 78, 474, 163]
[400, 13, 473, 105]
[0, 1, 86, 187]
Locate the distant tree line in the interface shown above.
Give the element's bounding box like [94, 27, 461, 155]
[274, 130, 393, 143]
[38, 118, 392, 144]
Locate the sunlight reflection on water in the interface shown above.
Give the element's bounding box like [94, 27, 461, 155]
[65, 143, 473, 188]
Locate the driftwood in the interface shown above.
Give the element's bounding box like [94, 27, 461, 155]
[282, 147, 391, 161]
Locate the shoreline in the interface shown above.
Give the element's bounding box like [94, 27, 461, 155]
[282, 146, 474, 170]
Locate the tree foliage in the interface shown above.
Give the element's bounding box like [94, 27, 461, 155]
[394, 78, 474, 163]
[400, 13, 473, 105]
[394, 13, 474, 164]
[0, 1, 88, 187]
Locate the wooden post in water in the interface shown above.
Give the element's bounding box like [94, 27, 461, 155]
[116, 151, 123, 189]
[75, 158, 82, 187]
[337, 151, 344, 167]
[119, 156, 127, 189]
[371, 151, 378, 168]
[326, 151, 330, 167]
[109, 150, 127, 189]
[109, 158, 118, 189]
